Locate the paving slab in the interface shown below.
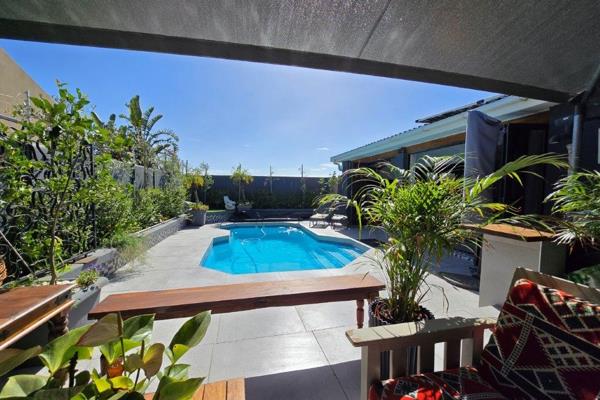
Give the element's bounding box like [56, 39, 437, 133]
[94, 221, 501, 399]
[313, 326, 361, 365]
[209, 332, 329, 382]
[217, 307, 305, 343]
[296, 300, 357, 331]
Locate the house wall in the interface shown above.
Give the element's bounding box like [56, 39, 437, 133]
[0, 48, 49, 128]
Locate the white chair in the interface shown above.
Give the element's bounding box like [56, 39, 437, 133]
[224, 195, 237, 211]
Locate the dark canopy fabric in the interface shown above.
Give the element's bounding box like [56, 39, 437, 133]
[1, 1, 599, 101]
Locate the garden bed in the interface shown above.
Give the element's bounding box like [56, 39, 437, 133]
[77, 214, 187, 277]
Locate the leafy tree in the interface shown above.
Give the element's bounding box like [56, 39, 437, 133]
[230, 164, 253, 202]
[0, 84, 125, 284]
[91, 112, 132, 161]
[184, 168, 204, 203]
[199, 162, 213, 203]
[121, 95, 178, 187]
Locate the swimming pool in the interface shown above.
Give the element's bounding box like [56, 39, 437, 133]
[201, 224, 367, 274]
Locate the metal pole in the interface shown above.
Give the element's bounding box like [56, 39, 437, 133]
[569, 104, 583, 175]
[269, 165, 273, 194]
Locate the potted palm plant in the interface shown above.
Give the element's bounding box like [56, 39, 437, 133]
[190, 202, 209, 226]
[320, 154, 566, 376]
[321, 154, 565, 349]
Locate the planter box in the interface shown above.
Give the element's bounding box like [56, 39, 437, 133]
[69, 276, 109, 327]
[191, 210, 207, 226]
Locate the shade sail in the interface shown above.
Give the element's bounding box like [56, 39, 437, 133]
[1, 1, 599, 102]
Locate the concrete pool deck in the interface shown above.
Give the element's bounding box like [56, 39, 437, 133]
[97, 222, 499, 399]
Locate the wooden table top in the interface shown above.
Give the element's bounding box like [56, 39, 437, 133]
[464, 223, 555, 242]
[89, 274, 385, 320]
[0, 284, 75, 349]
[144, 378, 245, 400]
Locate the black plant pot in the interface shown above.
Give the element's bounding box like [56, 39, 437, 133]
[368, 298, 434, 380]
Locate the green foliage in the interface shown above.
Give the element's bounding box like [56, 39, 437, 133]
[0, 347, 42, 377]
[133, 189, 162, 228]
[198, 162, 213, 203]
[0, 83, 127, 284]
[0, 311, 211, 399]
[319, 172, 340, 195]
[121, 95, 179, 187]
[567, 264, 600, 287]
[545, 170, 600, 246]
[321, 154, 567, 323]
[92, 170, 139, 244]
[190, 203, 209, 211]
[230, 164, 253, 202]
[106, 233, 148, 266]
[76, 269, 99, 288]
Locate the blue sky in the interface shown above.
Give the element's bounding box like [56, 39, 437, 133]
[1, 39, 495, 177]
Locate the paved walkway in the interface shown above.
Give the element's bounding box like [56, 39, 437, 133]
[95, 223, 498, 400]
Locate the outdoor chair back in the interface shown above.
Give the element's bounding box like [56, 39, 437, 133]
[350, 268, 600, 400]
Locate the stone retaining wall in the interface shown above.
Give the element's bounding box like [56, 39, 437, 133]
[79, 215, 188, 277]
[206, 210, 233, 224]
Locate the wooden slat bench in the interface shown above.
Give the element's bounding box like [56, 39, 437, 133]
[144, 378, 245, 400]
[89, 274, 385, 328]
[0, 284, 75, 349]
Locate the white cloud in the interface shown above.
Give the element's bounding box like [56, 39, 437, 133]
[316, 147, 329, 151]
[319, 162, 337, 169]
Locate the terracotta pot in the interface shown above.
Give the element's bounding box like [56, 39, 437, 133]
[100, 356, 124, 378]
[368, 298, 434, 379]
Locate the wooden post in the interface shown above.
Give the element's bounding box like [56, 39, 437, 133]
[360, 346, 380, 400]
[356, 299, 365, 328]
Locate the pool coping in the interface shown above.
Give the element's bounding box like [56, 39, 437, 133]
[199, 222, 372, 274]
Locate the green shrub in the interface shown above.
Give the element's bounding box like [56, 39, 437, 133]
[155, 184, 187, 218]
[76, 268, 99, 288]
[106, 232, 148, 265]
[133, 188, 161, 228]
[93, 171, 139, 245]
[190, 202, 209, 211]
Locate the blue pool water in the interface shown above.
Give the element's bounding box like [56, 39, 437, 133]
[202, 225, 366, 274]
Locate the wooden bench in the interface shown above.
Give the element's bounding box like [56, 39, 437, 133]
[0, 284, 75, 349]
[89, 274, 385, 328]
[144, 378, 244, 400]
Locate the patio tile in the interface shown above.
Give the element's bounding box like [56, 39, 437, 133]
[209, 332, 329, 382]
[296, 300, 357, 331]
[151, 315, 221, 345]
[330, 360, 361, 400]
[245, 365, 347, 400]
[217, 307, 305, 343]
[313, 326, 360, 365]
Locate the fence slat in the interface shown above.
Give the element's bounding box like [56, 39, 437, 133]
[418, 342, 435, 373]
[444, 339, 461, 369]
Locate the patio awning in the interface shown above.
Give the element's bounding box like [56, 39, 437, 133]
[1, 1, 599, 102]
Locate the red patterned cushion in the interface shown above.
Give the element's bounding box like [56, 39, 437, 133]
[369, 367, 506, 399]
[479, 278, 600, 399]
